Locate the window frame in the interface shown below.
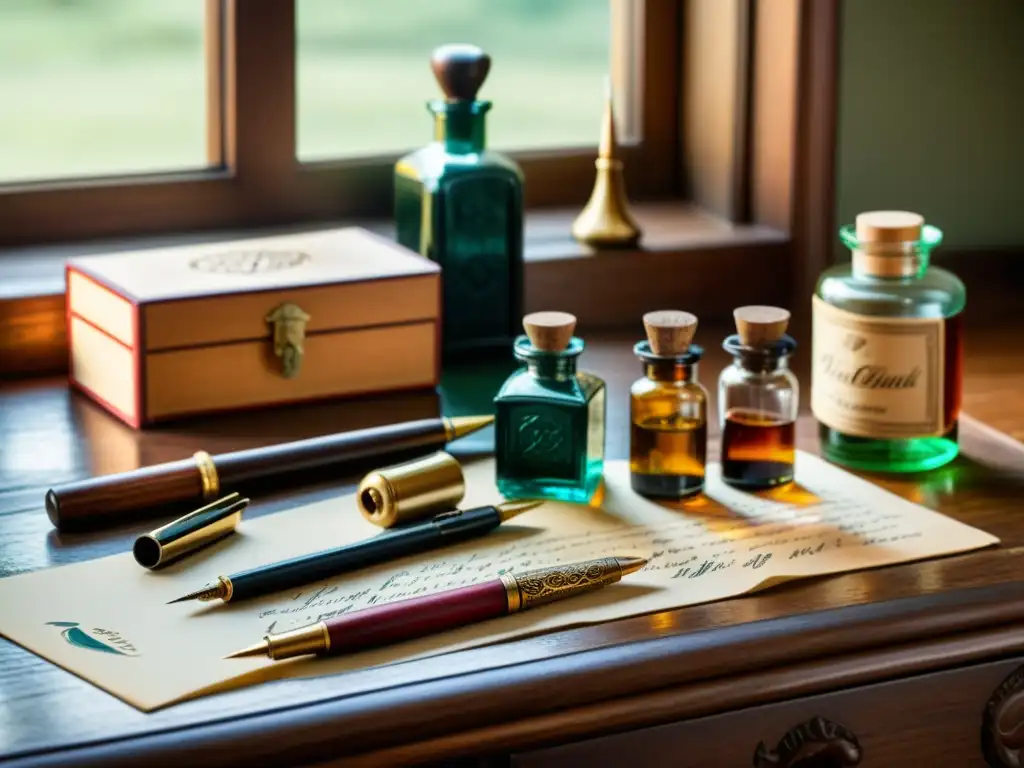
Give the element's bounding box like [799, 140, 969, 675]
[0, 0, 682, 247]
[1, 0, 845, 379]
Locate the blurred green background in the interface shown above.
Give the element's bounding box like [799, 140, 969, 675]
[0, 0, 609, 184]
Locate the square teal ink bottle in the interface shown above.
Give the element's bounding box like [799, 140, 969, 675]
[494, 312, 606, 503]
[393, 43, 524, 358]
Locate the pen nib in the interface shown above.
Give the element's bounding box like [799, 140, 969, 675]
[224, 640, 269, 659]
[497, 499, 545, 522]
[167, 582, 223, 604]
[615, 556, 648, 576]
[445, 415, 495, 441]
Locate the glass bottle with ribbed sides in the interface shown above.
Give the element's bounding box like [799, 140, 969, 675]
[812, 211, 965, 473]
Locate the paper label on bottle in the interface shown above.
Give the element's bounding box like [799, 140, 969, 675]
[811, 296, 945, 438]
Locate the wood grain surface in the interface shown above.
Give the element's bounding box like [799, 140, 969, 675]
[1, 322, 1023, 767]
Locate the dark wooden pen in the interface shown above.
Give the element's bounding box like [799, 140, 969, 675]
[225, 555, 647, 661]
[169, 500, 542, 605]
[45, 415, 493, 531]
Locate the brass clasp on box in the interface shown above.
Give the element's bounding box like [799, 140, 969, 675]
[265, 302, 311, 379]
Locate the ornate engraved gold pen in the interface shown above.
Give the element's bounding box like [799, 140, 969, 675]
[226, 556, 647, 661]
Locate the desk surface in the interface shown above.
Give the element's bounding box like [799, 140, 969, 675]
[2, 325, 1024, 767]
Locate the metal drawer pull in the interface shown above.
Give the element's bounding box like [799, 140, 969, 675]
[753, 715, 862, 767]
[982, 664, 1024, 767]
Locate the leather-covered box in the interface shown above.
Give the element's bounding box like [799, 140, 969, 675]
[66, 227, 441, 428]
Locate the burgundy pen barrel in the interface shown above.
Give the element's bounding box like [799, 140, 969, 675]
[325, 579, 509, 654]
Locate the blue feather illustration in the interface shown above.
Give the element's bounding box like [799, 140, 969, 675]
[45, 621, 129, 655]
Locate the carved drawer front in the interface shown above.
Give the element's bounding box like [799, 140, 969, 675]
[511, 657, 1024, 768]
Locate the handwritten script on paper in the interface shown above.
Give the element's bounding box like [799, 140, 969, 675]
[0, 453, 998, 711]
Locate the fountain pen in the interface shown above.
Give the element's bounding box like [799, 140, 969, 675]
[226, 555, 647, 661]
[169, 500, 542, 605]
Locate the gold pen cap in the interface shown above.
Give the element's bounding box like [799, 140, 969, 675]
[357, 451, 465, 528]
[133, 493, 247, 570]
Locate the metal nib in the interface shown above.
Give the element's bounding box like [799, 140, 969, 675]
[615, 556, 648, 576]
[167, 582, 223, 604]
[224, 640, 269, 659]
[445, 415, 495, 441]
[497, 500, 545, 522]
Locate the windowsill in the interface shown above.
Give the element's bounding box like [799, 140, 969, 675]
[0, 201, 788, 376]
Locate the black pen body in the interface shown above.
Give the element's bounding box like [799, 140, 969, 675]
[227, 506, 503, 601]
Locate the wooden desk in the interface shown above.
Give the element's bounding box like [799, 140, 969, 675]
[2, 325, 1024, 767]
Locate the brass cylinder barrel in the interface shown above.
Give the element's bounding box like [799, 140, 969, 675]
[357, 452, 465, 528]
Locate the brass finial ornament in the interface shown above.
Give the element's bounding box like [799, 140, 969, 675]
[571, 82, 642, 249]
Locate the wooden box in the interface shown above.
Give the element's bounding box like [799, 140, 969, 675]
[66, 228, 441, 428]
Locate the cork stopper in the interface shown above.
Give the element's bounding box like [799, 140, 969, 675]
[734, 306, 790, 346]
[855, 211, 924, 244]
[523, 311, 576, 351]
[643, 310, 697, 356]
[431, 44, 491, 102]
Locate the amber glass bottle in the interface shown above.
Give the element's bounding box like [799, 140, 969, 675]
[629, 311, 708, 498]
[718, 306, 799, 489]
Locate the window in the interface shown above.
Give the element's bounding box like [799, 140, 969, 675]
[1, 0, 822, 379]
[296, 0, 611, 160]
[0, 0, 681, 246]
[0, 1, 209, 184]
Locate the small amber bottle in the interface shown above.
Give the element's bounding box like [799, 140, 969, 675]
[630, 311, 708, 499]
[718, 306, 799, 489]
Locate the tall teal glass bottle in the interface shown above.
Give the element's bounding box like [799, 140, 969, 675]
[394, 44, 524, 357]
[494, 312, 606, 504]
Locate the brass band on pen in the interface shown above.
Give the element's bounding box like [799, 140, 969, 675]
[500, 572, 522, 613]
[166, 574, 233, 604]
[233, 621, 332, 660]
[217, 575, 234, 602]
[193, 451, 220, 499]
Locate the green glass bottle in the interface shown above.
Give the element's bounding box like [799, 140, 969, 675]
[394, 43, 524, 357]
[813, 211, 966, 472]
[495, 312, 606, 504]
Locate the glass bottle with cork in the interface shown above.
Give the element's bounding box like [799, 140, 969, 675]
[718, 306, 799, 489]
[629, 310, 708, 499]
[494, 312, 606, 503]
[813, 211, 965, 472]
[393, 43, 524, 357]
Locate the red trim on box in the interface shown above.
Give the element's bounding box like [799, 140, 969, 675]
[69, 370, 143, 429]
[141, 380, 440, 427]
[65, 263, 75, 385]
[67, 262, 142, 304]
[66, 312, 134, 352]
[135, 300, 145, 427]
[66, 265, 143, 429]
